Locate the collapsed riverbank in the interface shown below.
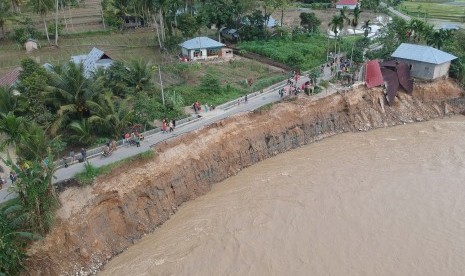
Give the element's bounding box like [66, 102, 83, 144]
[24, 80, 465, 275]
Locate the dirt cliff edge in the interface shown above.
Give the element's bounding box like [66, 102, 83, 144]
[24, 80, 465, 275]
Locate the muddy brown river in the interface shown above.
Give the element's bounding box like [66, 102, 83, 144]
[99, 116, 465, 276]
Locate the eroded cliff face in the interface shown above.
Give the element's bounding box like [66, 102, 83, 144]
[24, 80, 465, 275]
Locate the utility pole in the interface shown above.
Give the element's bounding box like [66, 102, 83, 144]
[158, 65, 165, 106]
[55, 0, 59, 45]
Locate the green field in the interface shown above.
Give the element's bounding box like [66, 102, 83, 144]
[0, 30, 158, 75]
[399, 1, 465, 22]
[237, 35, 328, 71]
[163, 59, 287, 106]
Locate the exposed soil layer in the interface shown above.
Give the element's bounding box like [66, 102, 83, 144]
[24, 80, 465, 275]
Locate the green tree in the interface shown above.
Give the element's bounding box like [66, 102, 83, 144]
[0, 0, 12, 38]
[200, 0, 236, 42]
[47, 62, 101, 134]
[329, 15, 344, 38]
[299, 12, 321, 32]
[350, 5, 361, 36]
[329, 15, 344, 53]
[361, 19, 371, 38]
[0, 203, 41, 275]
[69, 119, 94, 145]
[240, 9, 265, 41]
[16, 58, 54, 126]
[200, 71, 221, 93]
[87, 92, 134, 138]
[127, 59, 153, 93]
[102, 61, 131, 98]
[177, 12, 200, 37]
[426, 29, 452, 50]
[0, 111, 25, 152]
[0, 86, 17, 114]
[30, 0, 54, 45]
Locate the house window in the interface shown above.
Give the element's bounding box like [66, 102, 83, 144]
[207, 49, 218, 57]
[193, 50, 202, 58]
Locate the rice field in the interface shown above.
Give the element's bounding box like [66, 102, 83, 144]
[398, 1, 465, 22]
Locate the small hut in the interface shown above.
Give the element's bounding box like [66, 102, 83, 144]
[24, 39, 39, 53]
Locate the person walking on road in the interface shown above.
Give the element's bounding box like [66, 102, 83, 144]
[169, 120, 174, 132]
[245, 94, 248, 103]
[80, 148, 87, 161]
[9, 171, 17, 184]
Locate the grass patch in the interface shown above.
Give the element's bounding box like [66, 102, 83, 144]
[74, 150, 155, 185]
[164, 59, 286, 106]
[0, 30, 158, 75]
[238, 35, 328, 70]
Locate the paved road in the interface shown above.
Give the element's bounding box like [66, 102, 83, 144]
[380, 2, 411, 21]
[1, 74, 331, 203]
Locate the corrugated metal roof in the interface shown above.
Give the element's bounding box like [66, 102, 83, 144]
[83, 47, 110, 77]
[0, 67, 22, 88]
[365, 60, 384, 88]
[70, 47, 113, 77]
[179, 37, 225, 50]
[391, 43, 457, 65]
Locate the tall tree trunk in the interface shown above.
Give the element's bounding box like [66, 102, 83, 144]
[68, 6, 74, 32]
[100, 0, 106, 30]
[42, 15, 51, 45]
[153, 15, 163, 49]
[158, 9, 165, 42]
[62, 4, 68, 33]
[281, 8, 284, 27]
[55, 0, 59, 45]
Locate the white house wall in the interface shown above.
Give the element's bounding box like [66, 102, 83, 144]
[433, 62, 451, 79]
[396, 58, 435, 79]
[336, 4, 356, 9]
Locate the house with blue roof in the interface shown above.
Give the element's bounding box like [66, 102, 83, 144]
[179, 37, 232, 61]
[391, 43, 457, 80]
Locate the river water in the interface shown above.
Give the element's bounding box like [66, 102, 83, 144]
[100, 116, 465, 276]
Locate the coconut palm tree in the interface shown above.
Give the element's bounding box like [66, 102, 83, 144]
[0, 203, 42, 275]
[361, 19, 371, 38]
[127, 59, 153, 93]
[0, 86, 17, 114]
[329, 15, 344, 38]
[30, 0, 54, 45]
[329, 15, 344, 54]
[69, 118, 94, 145]
[407, 18, 425, 42]
[0, 112, 26, 151]
[46, 62, 102, 134]
[87, 92, 134, 138]
[350, 5, 362, 36]
[426, 29, 452, 50]
[339, 6, 350, 29]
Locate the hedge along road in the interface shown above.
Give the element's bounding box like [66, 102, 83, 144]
[0, 71, 336, 203]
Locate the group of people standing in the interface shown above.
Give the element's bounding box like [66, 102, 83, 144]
[162, 118, 176, 133]
[193, 100, 215, 113]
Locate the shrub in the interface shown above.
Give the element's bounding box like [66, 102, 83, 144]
[200, 71, 221, 93]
